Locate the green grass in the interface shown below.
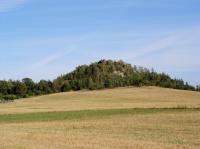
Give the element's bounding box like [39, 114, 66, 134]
[1, 107, 200, 123]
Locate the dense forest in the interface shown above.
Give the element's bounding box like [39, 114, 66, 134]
[0, 60, 199, 102]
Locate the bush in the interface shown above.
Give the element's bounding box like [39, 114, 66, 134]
[0, 93, 3, 101]
[3, 95, 17, 101]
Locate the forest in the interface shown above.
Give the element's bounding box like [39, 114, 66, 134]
[0, 60, 199, 102]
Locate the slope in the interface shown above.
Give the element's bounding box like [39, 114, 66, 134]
[0, 86, 200, 115]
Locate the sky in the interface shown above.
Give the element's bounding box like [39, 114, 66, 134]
[0, 0, 200, 86]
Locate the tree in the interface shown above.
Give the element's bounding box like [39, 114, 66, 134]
[197, 85, 200, 92]
[88, 78, 95, 90]
[0, 59, 197, 102]
[38, 80, 52, 94]
[22, 78, 35, 95]
[13, 81, 27, 97]
[0, 81, 13, 95]
[0, 93, 3, 101]
[61, 82, 71, 92]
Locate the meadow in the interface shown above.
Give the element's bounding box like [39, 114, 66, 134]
[0, 86, 200, 149]
[0, 86, 200, 114]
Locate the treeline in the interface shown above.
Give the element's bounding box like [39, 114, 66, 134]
[0, 79, 54, 102]
[197, 85, 200, 92]
[0, 60, 199, 102]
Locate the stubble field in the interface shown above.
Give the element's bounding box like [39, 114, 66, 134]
[0, 86, 200, 149]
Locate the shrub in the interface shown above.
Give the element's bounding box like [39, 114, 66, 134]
[3, 95, 17, 101]
[0, 93, 3, 101]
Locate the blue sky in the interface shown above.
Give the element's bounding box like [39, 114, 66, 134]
[0, 0, 200, 86]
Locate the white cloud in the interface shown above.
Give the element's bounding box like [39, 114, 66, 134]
[0, 0, 27, 12]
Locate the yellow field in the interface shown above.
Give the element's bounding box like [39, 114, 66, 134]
[0, 87, 200, 149]
[0, 86, 200, 114]
[0, 111, 200, 149]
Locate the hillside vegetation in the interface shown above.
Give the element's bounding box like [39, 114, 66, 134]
[0, 60, 198, 102]
[54, 60, 196, 91]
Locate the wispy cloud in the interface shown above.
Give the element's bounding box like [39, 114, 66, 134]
[1, 25, 199, 84]
[29, 48, 75, 71]
[15, 48, 76, 81]
[122, 26, 200, 61]
[123, 36, 179, 61]
[0, 0, 27, 12]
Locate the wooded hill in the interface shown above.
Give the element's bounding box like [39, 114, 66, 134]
[0, 60, 199, 101]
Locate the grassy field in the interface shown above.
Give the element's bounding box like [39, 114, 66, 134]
[0, 86, 200, 114]
[0, 87, 200, 149]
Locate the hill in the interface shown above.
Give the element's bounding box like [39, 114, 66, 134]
[53, 60, 195, 92]
[0, 59, 198, 102]
[0, 86, 200, 115]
